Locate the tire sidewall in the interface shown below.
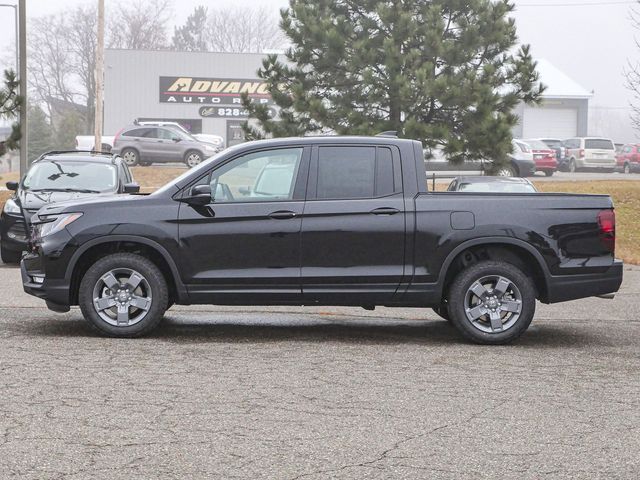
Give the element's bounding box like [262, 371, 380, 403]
[78, 253, 168, 337]
[448, 261, 536, 344]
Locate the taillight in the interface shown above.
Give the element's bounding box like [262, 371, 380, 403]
[579, 149, 585, 158]
[597, 210, 615, 254]
[113, 128, 124, 145]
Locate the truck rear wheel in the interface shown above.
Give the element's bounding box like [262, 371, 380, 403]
[447, 261, 535, 345]
[78, 253, 168, 337]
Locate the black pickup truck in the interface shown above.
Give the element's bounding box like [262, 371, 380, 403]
[21, 136, 623, 344]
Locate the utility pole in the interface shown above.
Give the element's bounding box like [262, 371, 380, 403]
[94, 0, 104, 152]
[18, 0, 26, 176]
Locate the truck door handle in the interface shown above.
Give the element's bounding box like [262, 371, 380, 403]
[268, 210, 297, 220]
[370, 207, 400, 215]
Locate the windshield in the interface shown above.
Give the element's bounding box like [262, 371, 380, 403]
[458, 182, 536, 193]
[22, 161, 118, 193]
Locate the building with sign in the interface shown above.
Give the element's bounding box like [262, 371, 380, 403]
[104, 49, 278, 147]
[105, 50, 590, 147]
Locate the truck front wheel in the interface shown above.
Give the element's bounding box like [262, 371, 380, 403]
[447, 261, 535, 345]
[78, 253, 168, 337]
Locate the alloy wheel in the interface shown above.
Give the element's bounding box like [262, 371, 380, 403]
[92, 268, 152, 327]
[463, 275, 523, 333]
[186, 153, 202, 168]
[123, 151, 138, 166]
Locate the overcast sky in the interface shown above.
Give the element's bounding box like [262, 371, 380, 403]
[0, 0, 638, 138]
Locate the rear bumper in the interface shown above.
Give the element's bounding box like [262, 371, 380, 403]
[534, 159, 558, 171]
[513, 159, 536, 177]
[545, 260, 623, 303]
[578, 159, 616, 170]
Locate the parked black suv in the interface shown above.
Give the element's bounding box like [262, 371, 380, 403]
[22, 137, 622, 344]
[1, 151, 139, 263]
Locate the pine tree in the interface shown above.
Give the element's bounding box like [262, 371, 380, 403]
[0, 69, 22, 155]
[243, 0, 544, 166]
[172, 6, 209, 52]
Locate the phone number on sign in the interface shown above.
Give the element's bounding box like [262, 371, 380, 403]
[199, 106, 276, 118]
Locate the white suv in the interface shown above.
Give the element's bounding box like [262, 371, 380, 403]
[563, 137, 616, 172]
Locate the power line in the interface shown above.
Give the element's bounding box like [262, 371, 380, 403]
[518, 1, 635, 7]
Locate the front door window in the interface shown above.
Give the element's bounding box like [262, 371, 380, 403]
[209, 148, 303, 203]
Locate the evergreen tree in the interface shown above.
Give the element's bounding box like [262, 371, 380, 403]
[243, 0, 544, 166]
[0, 70, 22, 155]
[172, 6, 209, 52]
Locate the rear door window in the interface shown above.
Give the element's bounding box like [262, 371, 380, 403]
[585, 139, 614, 150]
[315, 146, 401, 200]
[123, 128, 152, 138]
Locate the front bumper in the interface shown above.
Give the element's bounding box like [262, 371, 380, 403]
[1, 212, 28, 254]
[21, 252, 72, 309]
[545, 259, 623, 303]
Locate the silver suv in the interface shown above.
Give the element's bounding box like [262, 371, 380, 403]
[112, 125, 220, 168]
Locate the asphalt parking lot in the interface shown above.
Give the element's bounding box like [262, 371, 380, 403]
[1, 262, 639, 479]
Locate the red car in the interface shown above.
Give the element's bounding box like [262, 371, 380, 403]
[523, 139, 558, 177]
[616, 144, 640, 173]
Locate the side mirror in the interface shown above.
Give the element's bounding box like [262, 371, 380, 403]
[183, 184, 211, 206]
[238, 185, 251, 196]
[172, 137, 181, 143]
[123, 182, 140, 194]
[6, 181, 18, 191]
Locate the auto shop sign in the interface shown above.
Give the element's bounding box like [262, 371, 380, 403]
[159, 76, 273, 105]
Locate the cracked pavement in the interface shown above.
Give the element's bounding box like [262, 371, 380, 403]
[0, 263, 639, 479]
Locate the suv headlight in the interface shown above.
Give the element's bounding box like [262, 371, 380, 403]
[37, 213, 83, 238]
[3, 198, 21, 215]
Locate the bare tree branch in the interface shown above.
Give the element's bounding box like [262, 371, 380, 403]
[206, 6, 287, 53]
[107, 0, 173, 50]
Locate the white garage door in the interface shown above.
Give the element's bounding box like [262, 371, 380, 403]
[522, 106, 578, 139]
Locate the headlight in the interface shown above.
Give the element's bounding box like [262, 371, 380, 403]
[3, 198, 21, 215]
[37, 213, 83, 238]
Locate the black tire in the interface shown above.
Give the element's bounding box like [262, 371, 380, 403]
[432, 303, 450, 322]
[121, 148, 139, 167]
[569, 159, 577, 173]
[624, 163, 631, 174]
[1, 244, 20, 264]
[447, 261, 536, 345]
[544, 170, 554, 177]
[78, 253, 168, 337]
[184, 150, 203, 168]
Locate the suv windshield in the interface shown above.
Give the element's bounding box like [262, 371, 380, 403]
[23, 161, 118, 193]
[585, 139, 614, 150]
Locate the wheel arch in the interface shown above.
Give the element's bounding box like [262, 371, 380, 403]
[67, 235, 188, 305]
[437, 237, 551, 303]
